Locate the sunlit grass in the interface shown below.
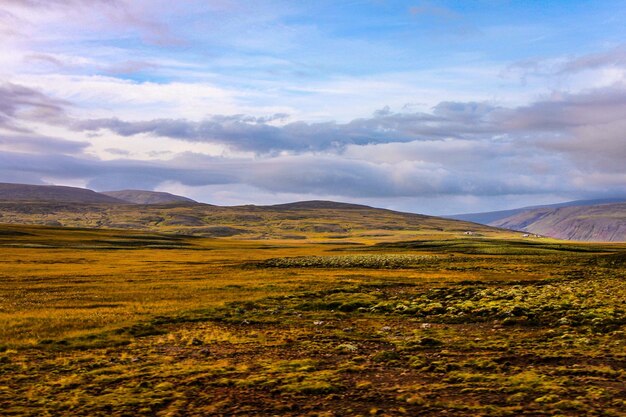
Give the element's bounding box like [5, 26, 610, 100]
[0, 224, 624, 416]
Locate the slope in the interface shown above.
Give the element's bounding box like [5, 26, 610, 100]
[0, 199, 511, 241]
[102, 190, 197, 204]
[491, 202, 626, 242]
[448, 198, 626, 224]
[0, 182, 126, 204]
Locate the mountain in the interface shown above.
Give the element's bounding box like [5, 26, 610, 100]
[448, 198, 626, 224]
[490, 202, 626, 242]
[0, 184, 510, 240]
[102, 190, 197, 205]
[0, 183, 126, 204]
[2, 182, 624, 242]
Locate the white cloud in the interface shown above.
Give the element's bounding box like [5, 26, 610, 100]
[10, 74, 246, 120]
[2, 2, 626, 213]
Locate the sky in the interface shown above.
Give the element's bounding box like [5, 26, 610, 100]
[1, 0, 626, 215]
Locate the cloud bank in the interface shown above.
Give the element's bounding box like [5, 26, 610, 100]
[1, 78, 625, 213]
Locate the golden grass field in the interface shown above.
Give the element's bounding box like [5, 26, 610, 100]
[0, 223, 624, 416]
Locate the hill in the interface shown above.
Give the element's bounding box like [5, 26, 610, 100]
[491, 202, 626, 242]
[448, 198, 626, 224]
[0, 199, 510, 241]
[102, 190, 197, 205]
[271, 200, 373, 210]
[0, 182, 126, 204]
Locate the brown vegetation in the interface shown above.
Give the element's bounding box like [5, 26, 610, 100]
[0, 224, 624, 415]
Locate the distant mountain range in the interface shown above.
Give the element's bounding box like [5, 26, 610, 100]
[1, 182, 625, 241]
[0, 182, 505, 240]
[450, 198, 626, 242]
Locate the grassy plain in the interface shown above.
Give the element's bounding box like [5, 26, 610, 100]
[0, 224, 624, 416]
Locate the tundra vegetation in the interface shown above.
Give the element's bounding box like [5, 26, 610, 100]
[0, 224, 624, 416]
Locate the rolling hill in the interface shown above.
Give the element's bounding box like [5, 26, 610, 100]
[0, 182, 127, 204]
[3, 183, 625, 241]
[490, 202, 626, 242]
[0, 184, 510, 240]
[271, 200, 373, 210]
[102, 190, 197, 204]
[0, 199, 508, 240]
[0, 183, 197, 205]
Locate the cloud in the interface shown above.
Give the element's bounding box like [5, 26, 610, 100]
[104, 148, 131, 156]
[57, 82, 626, 187]
[493, 86, 626, 172]
[2, 1, 626, 216]
[0, 133, 88, 154]
[240, 155, 555, 198]
[559, 44, 626, 74]
[499, 86, 626, 130]
[72, 103, 500, 153]
[503, 44, 626, 84]
[23, 53, 161, 77]
[0, 0, 181, 46]
[103, 60, 161, 76]
[2, 77, 624, 210]
[68, 84, 626, 167]
[0, 145, 605, 202]
[0, 150, 235, 191]
[23, 53, 66, 68]
[0, 83, 68, 131]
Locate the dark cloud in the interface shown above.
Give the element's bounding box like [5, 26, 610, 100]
[56, 83, 626, 205]
[73, 105, 498, 153]
[500, 87, 626, 130]
[0, 147, 604, 201]
[0, 83, 68, 131]
[240, 155, 555, 198]
[493, 86, 626, 173]
[69, 84, 626, 181]
[73, 115, 294, 153]
[0, 134, 88, 154]
[0, 150, 236, 191]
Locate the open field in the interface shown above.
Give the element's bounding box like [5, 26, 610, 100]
[0, 224, 624, 416]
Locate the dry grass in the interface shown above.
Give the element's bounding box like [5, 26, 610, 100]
[0, 224, 624, 416]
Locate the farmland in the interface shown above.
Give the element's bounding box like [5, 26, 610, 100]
[0, 224, 624, 416]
